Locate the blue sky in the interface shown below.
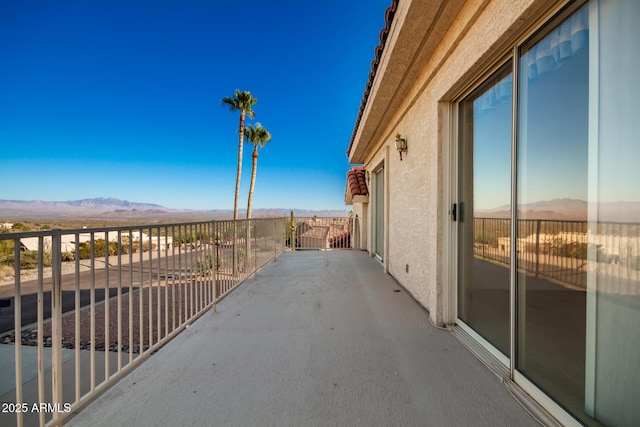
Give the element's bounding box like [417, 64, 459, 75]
[1, 0, 391, 211]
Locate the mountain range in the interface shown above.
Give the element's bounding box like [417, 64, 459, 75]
[0, 198, 350, 220]
[2, 197, 637, 223]
[475, 198, 640, 223]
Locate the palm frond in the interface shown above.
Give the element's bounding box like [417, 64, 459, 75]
[221, 90, 258, 116]
[244, 122, 272, 148]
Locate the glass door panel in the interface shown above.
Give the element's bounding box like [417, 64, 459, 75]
[516, 4, 590, 422]
[458, 62, 513, 357]
[586, 0, 640, 424]
[455, 2, 640, 424]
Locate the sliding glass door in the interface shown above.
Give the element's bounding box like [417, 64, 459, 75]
[516, 5, 589, 420]
[458, 62, 513, 358]
[456, 1, 640, 424]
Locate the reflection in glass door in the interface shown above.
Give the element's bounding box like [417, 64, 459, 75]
[458, 62, 513, 357]
[516, 5, 589, 421]
[455, 2, 640, 424]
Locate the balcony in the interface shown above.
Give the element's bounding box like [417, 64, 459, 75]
[72, 250, 539, 426]
[0, 218, 538, 426]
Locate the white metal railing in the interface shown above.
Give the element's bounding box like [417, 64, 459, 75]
[473, 217, 640, 293]
[0, 218, 286, 426]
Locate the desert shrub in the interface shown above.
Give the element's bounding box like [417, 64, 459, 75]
[0, 250, 52, 269]
[61, 251, 75, 262]
[129, 241, 157, 253]
[0, 254, 10, 267]
[174, 229, 211, 244]
[78, 239, 119, 259]
[193, 255, 214, 275]
[554, 242, 588, 260]
[0, 264, 14, 280]
[254, 220, 277, 239]
[552, 242, 612, 261]
[174, 231, 192, 244]
[474, 230, 499, 246]
[0, 240, 14, 263]
[140, 242, 157, 252]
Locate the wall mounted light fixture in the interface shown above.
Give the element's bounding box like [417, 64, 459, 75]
[395, 133, 408, 161]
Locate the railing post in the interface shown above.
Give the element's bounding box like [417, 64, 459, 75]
[290, 210, 296, 251]
[482, 218, 486, 259]
[246, 221, 250, 274]
[51, 229, 64, 424]
[232, 221, 237, 279]
[13, 239, 23, 427]
[535, 220, 541, 278]
[213, 221, 218, 304]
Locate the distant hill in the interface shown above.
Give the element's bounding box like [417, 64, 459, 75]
[476, 198, 587, 220]
[64, 197, 166, 210]
[0, 198, 171, 219]
[475, 198, 640, 223]
[0, 198, 349, 221]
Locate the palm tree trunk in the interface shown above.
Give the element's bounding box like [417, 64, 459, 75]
[245, 147, 259, 271]
[246, 146, 258, 219]
[232, 110, 246, 278]
[233, 111, 246, 221]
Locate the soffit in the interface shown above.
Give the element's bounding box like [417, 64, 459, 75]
[347, 0, 466, 164]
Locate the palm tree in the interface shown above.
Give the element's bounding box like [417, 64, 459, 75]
[221, 90, 257, 278]
[244, 123, 272, 219]
[221, 90, 258, 220]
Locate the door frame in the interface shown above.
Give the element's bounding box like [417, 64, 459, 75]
[372, 161, 385, 264]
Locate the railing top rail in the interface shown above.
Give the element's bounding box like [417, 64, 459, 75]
[0, 229, 54, 239]
[223, 217, 287, 223]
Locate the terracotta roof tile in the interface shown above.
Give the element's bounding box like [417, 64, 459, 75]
[299, 226, 330, 240]
[347, 166, 369, 197]
[297, 219, 352, 248]
[346, 0, 399, 158]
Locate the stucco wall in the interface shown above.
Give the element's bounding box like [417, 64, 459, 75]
[351, 201, 368, 250]
[357, 0, 551, 325]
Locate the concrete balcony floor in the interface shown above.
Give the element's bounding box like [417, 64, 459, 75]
[68, 251, 539, 427]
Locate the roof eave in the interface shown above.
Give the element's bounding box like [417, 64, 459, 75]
[348, 0, 462, 164]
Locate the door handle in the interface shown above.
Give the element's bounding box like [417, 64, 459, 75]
[452, 203, 457, 221]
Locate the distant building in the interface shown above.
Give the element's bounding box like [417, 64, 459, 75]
[295, 218, 351, 249]
[20, 231, 173, 253]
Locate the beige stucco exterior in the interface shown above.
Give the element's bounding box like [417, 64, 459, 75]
[350, 199, 368, 251]
[348, 0, 566, 325]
